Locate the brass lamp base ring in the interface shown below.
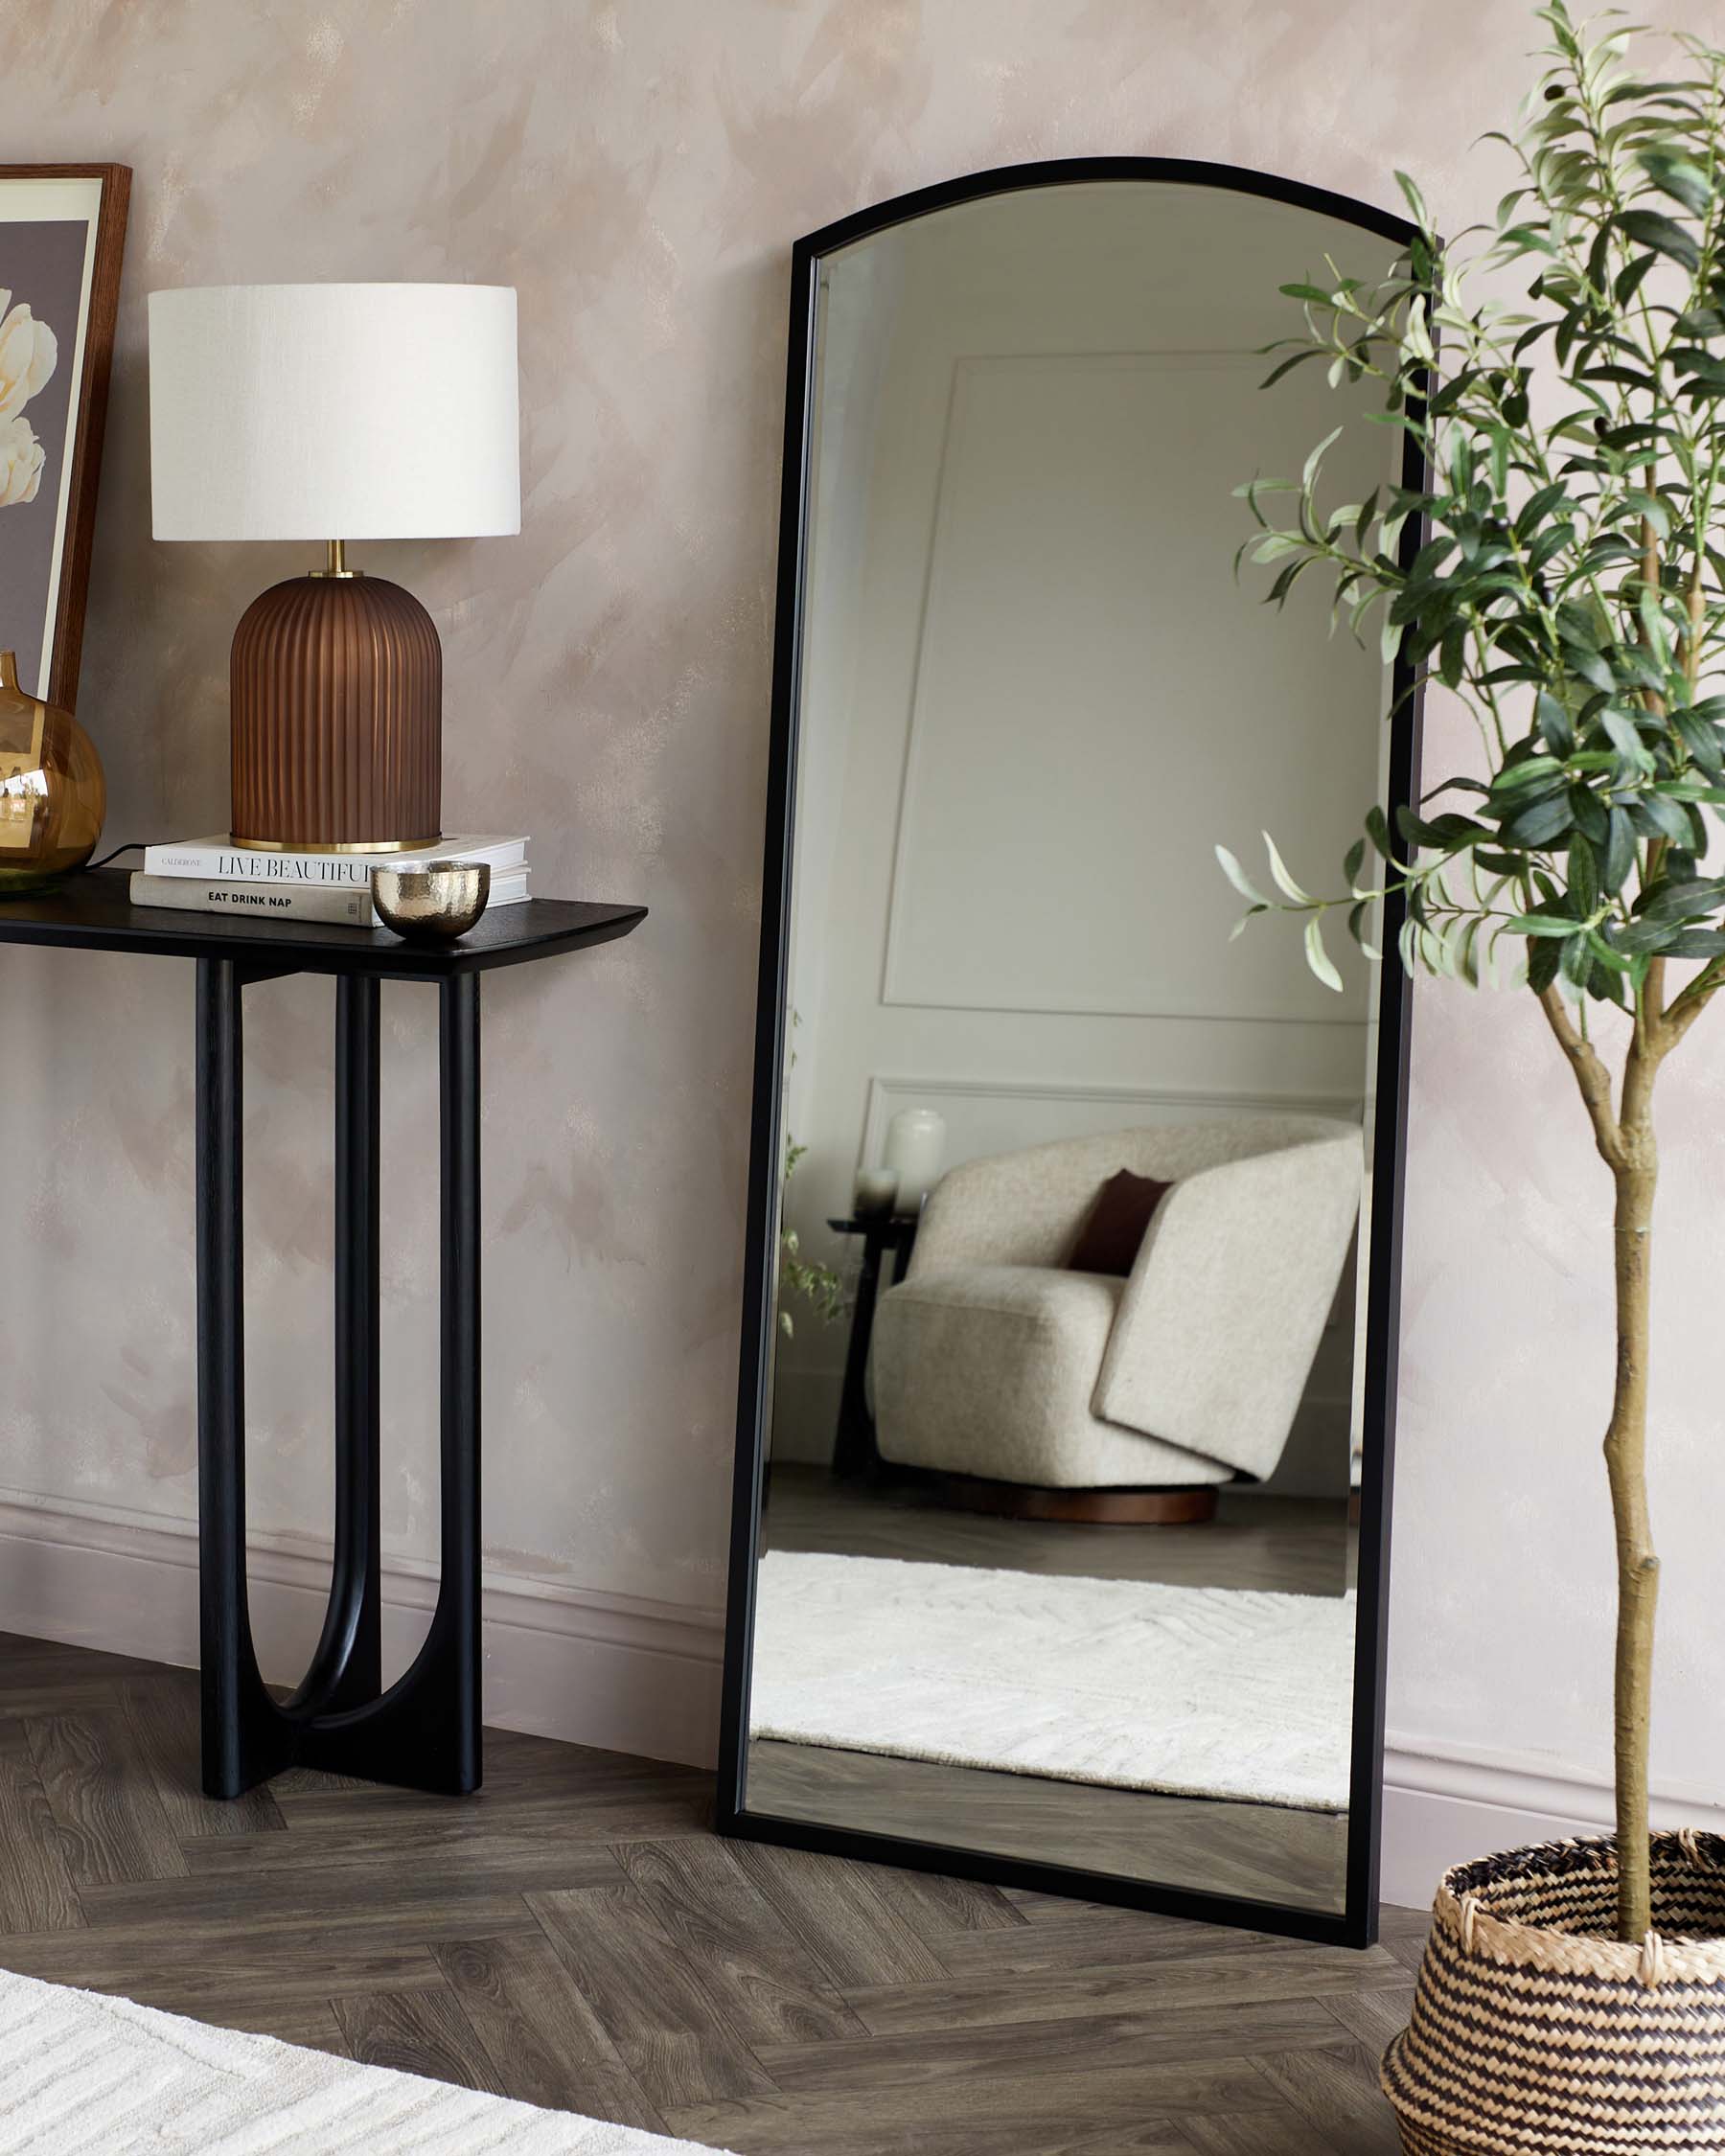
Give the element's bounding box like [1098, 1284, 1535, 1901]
[231, 832, 445, 857]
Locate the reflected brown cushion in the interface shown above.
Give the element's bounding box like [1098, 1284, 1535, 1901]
[1066, 1168, 1172, 1278]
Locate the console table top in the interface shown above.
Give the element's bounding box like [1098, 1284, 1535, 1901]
[0, 870, 646, 978]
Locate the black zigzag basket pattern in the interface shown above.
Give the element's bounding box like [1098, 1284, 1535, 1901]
[1384, 1833, 1725, 2154]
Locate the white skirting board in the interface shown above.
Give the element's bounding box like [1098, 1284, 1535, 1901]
[0, 1491, 725, 1770]
[8, 1484, 1720, 1912]
[1381, 1733, 1725, 1911]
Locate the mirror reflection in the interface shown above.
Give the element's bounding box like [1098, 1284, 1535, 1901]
[746, 178, 1402, 1917]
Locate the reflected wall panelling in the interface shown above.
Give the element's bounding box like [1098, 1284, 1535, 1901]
[720, 158, 1427, 1950]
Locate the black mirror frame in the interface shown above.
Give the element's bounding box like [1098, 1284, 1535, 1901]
[717, 154, 1429, 1951]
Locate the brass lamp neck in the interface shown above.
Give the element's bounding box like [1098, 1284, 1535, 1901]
[310, 539, 357, 579]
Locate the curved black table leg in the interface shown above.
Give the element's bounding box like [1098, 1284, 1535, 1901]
[288, 974, 382, 1719]
[196, 956, 289, 1797]
[436, 968, 483, 1787]
[194, 959, 483, 1799]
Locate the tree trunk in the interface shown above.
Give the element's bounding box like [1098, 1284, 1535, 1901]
[1537, 988, 1667, 1942]
[1607, 1119, 1659, 1943]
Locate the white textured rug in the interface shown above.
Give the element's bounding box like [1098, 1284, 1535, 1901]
[749, 1551, 1354, 1812]
[0, 1965, 728, 2154]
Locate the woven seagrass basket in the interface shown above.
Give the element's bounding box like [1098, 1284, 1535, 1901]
[1382, 1832, 1725, 2154]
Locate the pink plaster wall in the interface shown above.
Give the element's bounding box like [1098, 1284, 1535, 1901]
[3, 0, 1720, 1790]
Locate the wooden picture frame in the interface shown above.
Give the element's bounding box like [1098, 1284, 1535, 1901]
[0, 164, 130, 711]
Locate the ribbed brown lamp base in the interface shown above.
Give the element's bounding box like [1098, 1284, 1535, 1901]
[230, 573, 442, 851]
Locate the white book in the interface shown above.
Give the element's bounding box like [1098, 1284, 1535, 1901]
[142, 834, 529, 889]
[130, 867, 530, 928]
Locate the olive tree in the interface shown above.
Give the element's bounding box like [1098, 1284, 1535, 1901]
[1221, 2, 1725, 1941]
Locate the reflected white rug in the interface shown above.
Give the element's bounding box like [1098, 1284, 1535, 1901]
[0, 1966, 728, 2154]
[749, 1551, 1353, 1813]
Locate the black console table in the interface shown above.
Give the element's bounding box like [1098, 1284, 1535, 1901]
[0, 872, 645, 1800]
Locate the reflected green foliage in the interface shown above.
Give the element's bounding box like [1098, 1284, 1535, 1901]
[777, 1010, 847, 1340]
[778, 1135, 847, 1340]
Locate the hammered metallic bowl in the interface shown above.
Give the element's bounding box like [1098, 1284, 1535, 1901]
[372, 859, 492, 942]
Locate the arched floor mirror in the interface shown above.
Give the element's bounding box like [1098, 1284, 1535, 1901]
[719, 157, 1424, 1948]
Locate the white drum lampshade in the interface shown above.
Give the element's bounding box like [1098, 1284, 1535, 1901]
[148, 283, 520, 850]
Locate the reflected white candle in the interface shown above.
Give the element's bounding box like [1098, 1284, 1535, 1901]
[883, 1108, 946, 1214]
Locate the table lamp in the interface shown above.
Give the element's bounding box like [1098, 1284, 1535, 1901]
[149, 283, 519, 852]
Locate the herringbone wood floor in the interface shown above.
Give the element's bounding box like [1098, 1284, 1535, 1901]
[0, 1630, 1425, 2152]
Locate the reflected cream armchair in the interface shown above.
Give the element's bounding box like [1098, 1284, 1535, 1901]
[871, 1117, 1362, 1507]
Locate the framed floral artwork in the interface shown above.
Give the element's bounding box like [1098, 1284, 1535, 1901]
[0, 165, 129, 710]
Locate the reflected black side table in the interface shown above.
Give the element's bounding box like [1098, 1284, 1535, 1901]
[826, 1212, 918, 1479]
[0, 873, 645, 1800]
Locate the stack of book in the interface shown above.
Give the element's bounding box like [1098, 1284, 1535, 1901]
[128, 836, 530, 927]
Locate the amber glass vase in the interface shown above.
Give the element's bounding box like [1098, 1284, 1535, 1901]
[0, 650, 105, 895]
